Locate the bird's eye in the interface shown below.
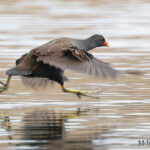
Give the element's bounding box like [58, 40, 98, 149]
[100, 37, 105, 41]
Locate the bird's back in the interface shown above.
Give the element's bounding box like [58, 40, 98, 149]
[31, 38, 73, 55]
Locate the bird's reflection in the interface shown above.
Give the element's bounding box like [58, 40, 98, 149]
[1, 116, 12, 140]
[16, 109, 95, 150]
[20, 110, 64, 141]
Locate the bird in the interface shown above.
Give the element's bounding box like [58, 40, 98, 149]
[0, 34, 119, 98]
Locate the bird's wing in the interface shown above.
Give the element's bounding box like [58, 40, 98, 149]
[33, 46, 119, 79]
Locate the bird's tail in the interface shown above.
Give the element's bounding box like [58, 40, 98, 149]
[6, 67, 30, 76]
[6, 67, 20, 76]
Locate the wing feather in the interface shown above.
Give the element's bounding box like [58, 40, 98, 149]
[35, 46, 119, 79]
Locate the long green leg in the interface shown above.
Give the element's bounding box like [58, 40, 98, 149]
[0, 75, 11, 94]
[61, 85, 100, 99]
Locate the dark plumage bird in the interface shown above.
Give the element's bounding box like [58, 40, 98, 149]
[0, 34, 119, 98]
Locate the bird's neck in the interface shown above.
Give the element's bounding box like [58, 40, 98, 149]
[72, 37, 99, 51]
[84, 37, 100, 51]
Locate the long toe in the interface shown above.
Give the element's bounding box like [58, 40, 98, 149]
[62, 86, 100, 99]
[0, 85, 8, 94]
[77, 90, 100, 99]
[0, 81, 5, 86]
[84, 89, 101, 95]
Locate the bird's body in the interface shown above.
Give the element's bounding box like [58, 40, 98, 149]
[0, 34, 118, 98]
[14, 53, 67, 87]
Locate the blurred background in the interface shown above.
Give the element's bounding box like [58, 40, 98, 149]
[0, 0, 150, 149]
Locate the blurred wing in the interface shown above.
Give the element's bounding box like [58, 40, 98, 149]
[36, 46, 119, 79]
[21, 77, 54, 88]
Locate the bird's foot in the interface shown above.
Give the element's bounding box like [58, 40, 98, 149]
[62, 85, 100, 99]
[76, 90, 101, 99]
[0, 81, 5, 86]
[0, 82, 8, 94]
[0, 76, 11, 94]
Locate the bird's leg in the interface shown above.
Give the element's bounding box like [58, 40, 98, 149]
[0, 75, 11, 94]
[61, 85, 100, 99]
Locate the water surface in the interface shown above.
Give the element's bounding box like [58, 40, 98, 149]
[0, 0, 150, 149]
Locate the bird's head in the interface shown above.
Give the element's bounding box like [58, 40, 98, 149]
[91, 34, 110, 48]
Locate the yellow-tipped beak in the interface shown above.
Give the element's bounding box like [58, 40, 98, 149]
[107, 44, 110, 47]
[104, 41, 110, 48]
